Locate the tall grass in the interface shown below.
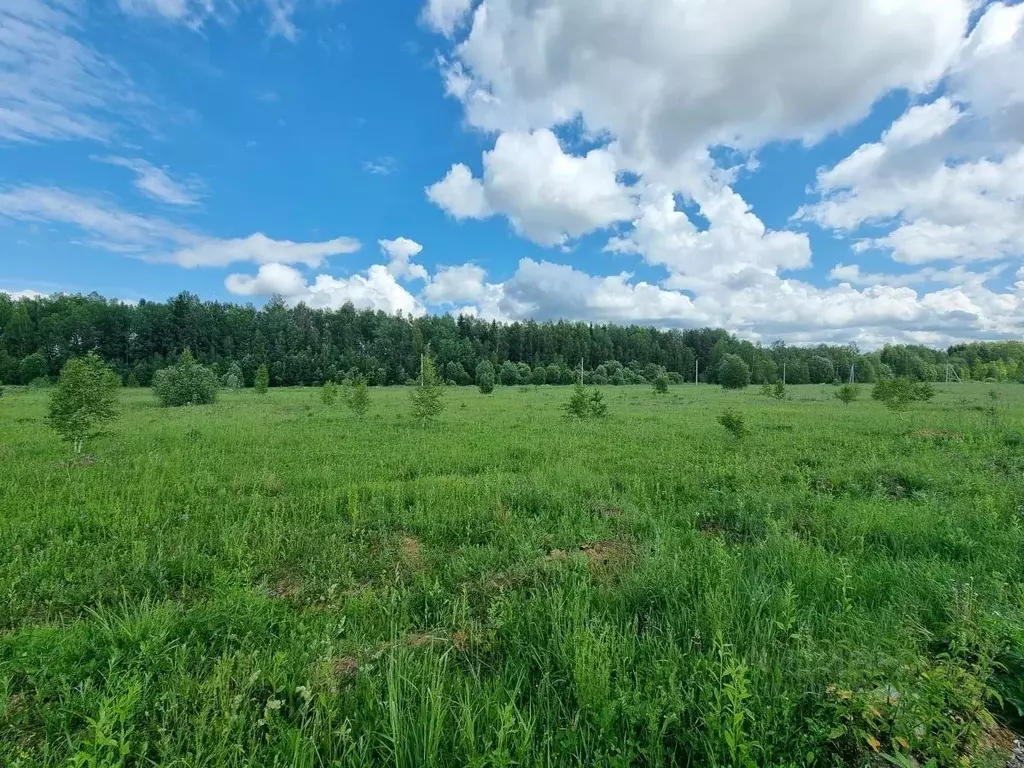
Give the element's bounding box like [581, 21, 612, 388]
[1, 383, 1021, 766]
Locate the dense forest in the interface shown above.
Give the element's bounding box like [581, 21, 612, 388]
[1, 291, 1023, 387]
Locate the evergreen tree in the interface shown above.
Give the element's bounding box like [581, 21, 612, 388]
[410, 355, 445, 424]
[254, 364, 269, 395]
[564, 383, 591, 418]
[478, 371, 496, 394]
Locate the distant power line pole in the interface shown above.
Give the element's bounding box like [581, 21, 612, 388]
[695, 359, 699, 384]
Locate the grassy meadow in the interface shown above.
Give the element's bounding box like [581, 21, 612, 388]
[1, 382, 1023, 767]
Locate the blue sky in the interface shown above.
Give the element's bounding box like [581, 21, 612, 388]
[1, 0, 1022, 346]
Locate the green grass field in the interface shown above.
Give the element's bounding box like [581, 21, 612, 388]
[2, 383, 1023, 767]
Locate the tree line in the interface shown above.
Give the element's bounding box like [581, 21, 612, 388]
[1, 291, 1022, 387]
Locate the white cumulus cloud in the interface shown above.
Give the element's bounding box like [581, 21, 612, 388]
[225, 263, 426, 316]
[379, 237, 428, 281]
[224, 263, 309, 297]
[799, 2, 1024, 265]
[441, 0, 969, 165]
[428, 129, 635, 246]
[421, 0, 473, 36]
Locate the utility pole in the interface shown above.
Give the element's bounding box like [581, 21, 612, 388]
[420, 353, 425, 387]
[849, 364, 855, 385]
[695, 359, 699, 384]
[783, 361, 786, 386]
[579, 358, 584, 386]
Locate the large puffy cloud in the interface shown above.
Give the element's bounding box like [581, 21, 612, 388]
[441, 0, 969, 165]
[800, 2, 1024, 264]
[607, 181, 811, 291]
[423, 263, 489, 304]
[426, 164, 491, 220]
[441, 258, 1023, 346]
[225, 263, 425, 316]
[501, 258, 701, 324]
[224, 263, 309, 297]
[421, 0, 473, 36]
[828, 263, 1008, 289]
[0, 185, 360, 267]
[428, 130, 635, 246]
[422, 0, 1024, 344]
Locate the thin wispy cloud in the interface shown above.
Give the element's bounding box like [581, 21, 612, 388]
[363, 156, 398, 176]
[0, 184, 360, 267]
[0, 0, 140, 143]
[95, 157, 203, 206]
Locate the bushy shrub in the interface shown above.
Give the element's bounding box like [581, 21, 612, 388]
[499, 361, 519, 386]
[223, 361, 244, 389]
[445, 361, 471, 386]
[47, 353, 119, 454]
[321, 381, 339, 405]
[19, 352, 48, 385]
[718, 355, 751, 390]
[915, 381, 935, 402]
[835, 384, 859, 405]
[872, 377, 932, 415]
[344, 376, 370, 416]
[772, 381, 787, 400]
[717, 408, 749, 438]
[653, 373, 670, 394]
[153, 350, 218, 407]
